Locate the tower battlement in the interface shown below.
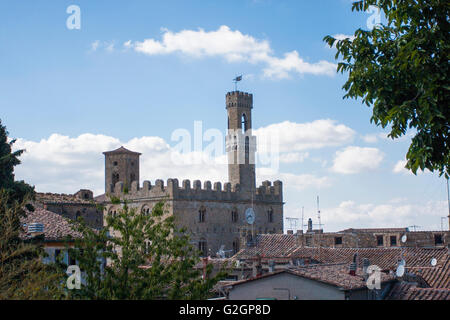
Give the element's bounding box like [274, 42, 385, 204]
[108, 178, 282, 203]
[226, 91, 253, 109]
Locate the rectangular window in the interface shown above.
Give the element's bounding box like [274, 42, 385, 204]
[434, 234, 443, 245]
[377, 236, 384, 246]
[390, 236, 397, 246]
[334, 237, 342, 245]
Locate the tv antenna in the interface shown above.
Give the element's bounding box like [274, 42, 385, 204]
[301, 206, 304, 232]
[407, 225, 421, 232]
[317, 196, 323, 230]
[285, 217, 299, 232]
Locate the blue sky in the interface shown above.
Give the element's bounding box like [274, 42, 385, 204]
[1, 0, 448, 231]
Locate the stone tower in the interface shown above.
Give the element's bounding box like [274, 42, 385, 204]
[103, 146, 141, 193]
[225, 91, 257, 192]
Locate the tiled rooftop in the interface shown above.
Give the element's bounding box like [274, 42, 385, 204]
[233, 234, 298, 259]
[224, 263, 395, 291]
[287, 263, 395, 290]
[21, 208, 83, 241]
[387, 282, 450, 300]
[36, 192, 93, 204]
[234, 234, 449, 289]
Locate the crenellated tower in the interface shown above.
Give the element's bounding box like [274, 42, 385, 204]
[225, 91, 257, 193]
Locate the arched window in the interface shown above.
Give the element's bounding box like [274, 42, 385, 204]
[268, 207, 274, 223]
[141, 205, 150, 216]
[198, 207, 206, 223]
[232, 239, 240, 254]
[130, 173, 136, 182]
[112, 173, 119, 187]
[198, 238, 207, 257]
[241, 113, 248, 133]
[231, 209, 238, 223]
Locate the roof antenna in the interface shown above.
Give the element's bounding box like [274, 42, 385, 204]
[317, 196, 323, 231]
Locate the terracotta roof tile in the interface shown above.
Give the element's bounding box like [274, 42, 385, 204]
[225, 264, 395, 291]
[234, 234, 298, 259]
[20, 208, 83, 241]
[387, 283, 450, 300]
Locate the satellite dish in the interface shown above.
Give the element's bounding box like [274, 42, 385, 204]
[399, 259, 406, 266]
[401, 235, 407, 243]
[245, 208, 255, 225]
[396, 265, 405, 277]
[431, 258, 437, 267]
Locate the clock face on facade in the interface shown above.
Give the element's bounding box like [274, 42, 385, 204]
[245, 207, 255, 225]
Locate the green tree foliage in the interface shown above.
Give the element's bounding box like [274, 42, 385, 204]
[68, 199, 227, 300]
[0, 190, 65, 299]
[0, 119, 34, 204]
[324, 0, 449, 177]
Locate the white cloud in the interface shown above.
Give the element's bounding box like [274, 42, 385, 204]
[128, 25, 336, 78]
[279, 152, 309, 164]
[326, 34, 356, 49]
[89, 40, 115, 53]
[90, 40, 100, 51]
[332, 34, 355, 42]
[257, 168, 331, 191]
[392, 160, 431, 176]
[361, 133, 381, 143]
[14, 133, 229, 196]
[393, 160, 408, 174]
[254, 120, 355, 153]
[331, 146, 384, 174]
[320, 199, 448, 231]
[13, 119, 343, 195]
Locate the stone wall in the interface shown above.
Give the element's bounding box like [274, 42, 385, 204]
[103, 178, 284, 256]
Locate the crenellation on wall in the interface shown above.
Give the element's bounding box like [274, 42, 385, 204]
[142, 180, 151, 190]
[131, 181, 139, 192]
[109, 178, 282, 203]
[214, 182, 222, 192]
[193, 180, 201, 190]
[183, 179, 191, 190]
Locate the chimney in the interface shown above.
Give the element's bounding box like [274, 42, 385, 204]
[362, 258, 370, 278]
[349, 253, 358, 276]
[349, 262, 357, 276]
[307, 218, 313, 232]
[253, 254, 262, 277]
[287, 230, 293, 235]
